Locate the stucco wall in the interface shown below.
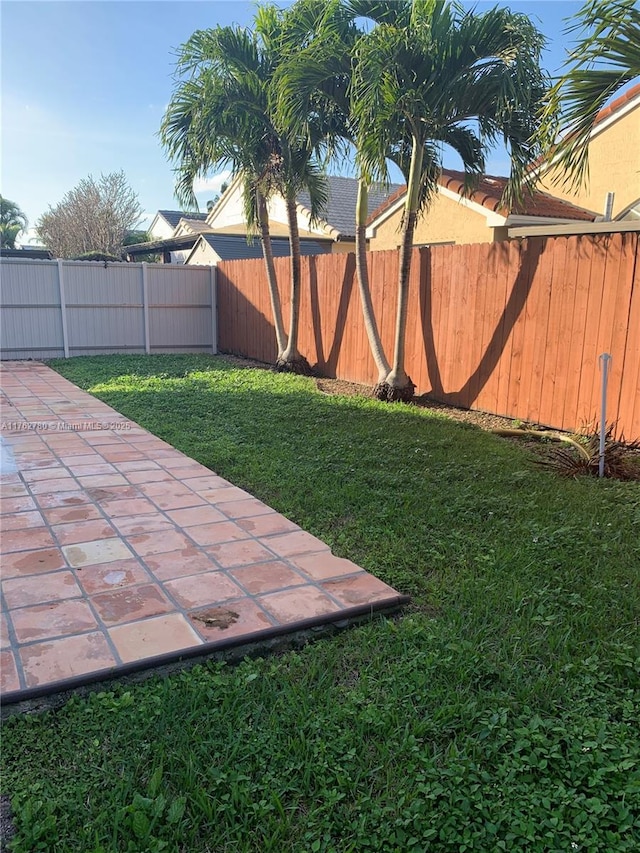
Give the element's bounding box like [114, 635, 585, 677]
[541, 103, 640, 218]
[369, 191, 497, 250]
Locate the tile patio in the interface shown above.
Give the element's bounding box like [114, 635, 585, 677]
[0, 362, 407, 704]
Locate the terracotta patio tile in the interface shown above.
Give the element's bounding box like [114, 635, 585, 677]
[11, 599, 98, 642]
[126, 530, 195, 557]
[29, 477, 79, 495]
[19, 633, 117, 687]
[258, 531, 331, 558]
[109, 613, 202, 663]
[224, 513, 295, 536]
[149, 492, 207, 511]
[0, 496, 37, 514]
[187, 521, 250, 547]
[126, 469, 177, 484]
[99, 450, 146, 463]
[0, 650, 21, 693]
[1, 614, 12, 649]
[57, 454, 102, 466]
[2, 547, 67, 578]
[138, 481, 193, 497]
[114, 460, 161, 473]
[99, 497, 157, 517]
[34, 491, 92, 509]
[220, 498, 274, 520]
[90, 583, 174, 626]
[0, 482, 30, 498]
[76, 473, 129, 489]
[63, 538, 133, 568]
[66, 463, 118, 476]
[53, 519, 117, 546]
[2, 569, 82, 608]
[200, 486, 252, 504]
[229, 561, 307, 595]
[160, 462, 217, 480]
[22, 467, 71, 483]
[164, 571, 244, 609]
[258, 585, 342, 624]
[42, 504, 102, 525]
[287, 552, 364, 581]
[166, 506, 227, 527]
[189, 597, 274, 641]
[181, 475, 229, 491]
[0, 510, 45, 531]
[322, 573, 400, 607]
[111, 514, 176, 536]
[85, 485, 142, 503]
[75, 559, 151, 595]
[205, 539, 277, 569]
[142, 548, 221, 581]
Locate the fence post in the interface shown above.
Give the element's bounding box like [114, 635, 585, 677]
[210, 264, 218, 355]
[142, 263, 150, 354]
[57, 259, 70, 358]
[598, 353, 612, 478]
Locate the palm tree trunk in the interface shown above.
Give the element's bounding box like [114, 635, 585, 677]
[383, 138, 422, 401]
[257, 190, 287, 358]
[355, 178, 390, 384]
[278, 194, 311, 373]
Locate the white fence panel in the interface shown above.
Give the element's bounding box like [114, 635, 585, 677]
[0, 258, 217, 360]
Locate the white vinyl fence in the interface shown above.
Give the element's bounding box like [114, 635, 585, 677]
[0, 258, 217, 360]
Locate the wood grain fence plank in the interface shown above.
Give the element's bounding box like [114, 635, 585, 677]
[557, 236, 590, 431]
[538, 235, 570, 427]
[617, 243, 640, 438]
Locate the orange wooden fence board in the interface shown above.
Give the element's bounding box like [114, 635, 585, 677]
[217, 233, 640, 439]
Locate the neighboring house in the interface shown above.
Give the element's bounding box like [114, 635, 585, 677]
[185, 234, 332, 266]
[538, 82, 640, 222]
[205, 174, 403, 254]
[148, 210, 209, 240]
[366, 169, 595, 250]
[148, 210, 210, 263]
[0, 247, 52, 259]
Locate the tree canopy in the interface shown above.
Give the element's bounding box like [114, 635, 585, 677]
[0, 195, 28, 249]
[36, 171, 142, 259]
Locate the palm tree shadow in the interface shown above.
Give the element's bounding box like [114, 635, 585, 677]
[419, 239, 543, 406]
[309, 253, 356, 376]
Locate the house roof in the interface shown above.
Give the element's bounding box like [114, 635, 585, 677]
[191, 234, 332, 262]
[157, 210, 208, 229]
[297, 175, 404, 238]
[591, 81, 640, 129]
[367, 169, 596, 226]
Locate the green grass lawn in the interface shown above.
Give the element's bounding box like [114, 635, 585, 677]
[3, 354, 639, 852]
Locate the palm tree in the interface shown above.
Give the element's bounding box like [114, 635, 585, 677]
[352, 0, 549, 400]
[274, 0, 410, 388]
[540, 0, 640, 191]
[160, 9, 328, 373]
[0, 196, 28, 249]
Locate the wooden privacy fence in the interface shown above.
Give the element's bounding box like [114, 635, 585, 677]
[217, 232, 640, 439]
[0, 258, 217, 360]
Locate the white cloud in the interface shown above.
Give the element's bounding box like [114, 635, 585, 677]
[192, 171, 232, 195]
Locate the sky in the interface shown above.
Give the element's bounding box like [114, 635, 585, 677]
[2, 0, 591, 244]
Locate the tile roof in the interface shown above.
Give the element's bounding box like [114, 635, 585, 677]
[157, 210, 208, 229]
[367, 169, 596, 225]
[197, 234, 332, 261]
[297, 176, 404, 238]
[591, 81, 640, 128]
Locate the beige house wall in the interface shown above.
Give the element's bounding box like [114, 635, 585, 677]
[369, 191, 498, 250]
[541, 104, 640, 218]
